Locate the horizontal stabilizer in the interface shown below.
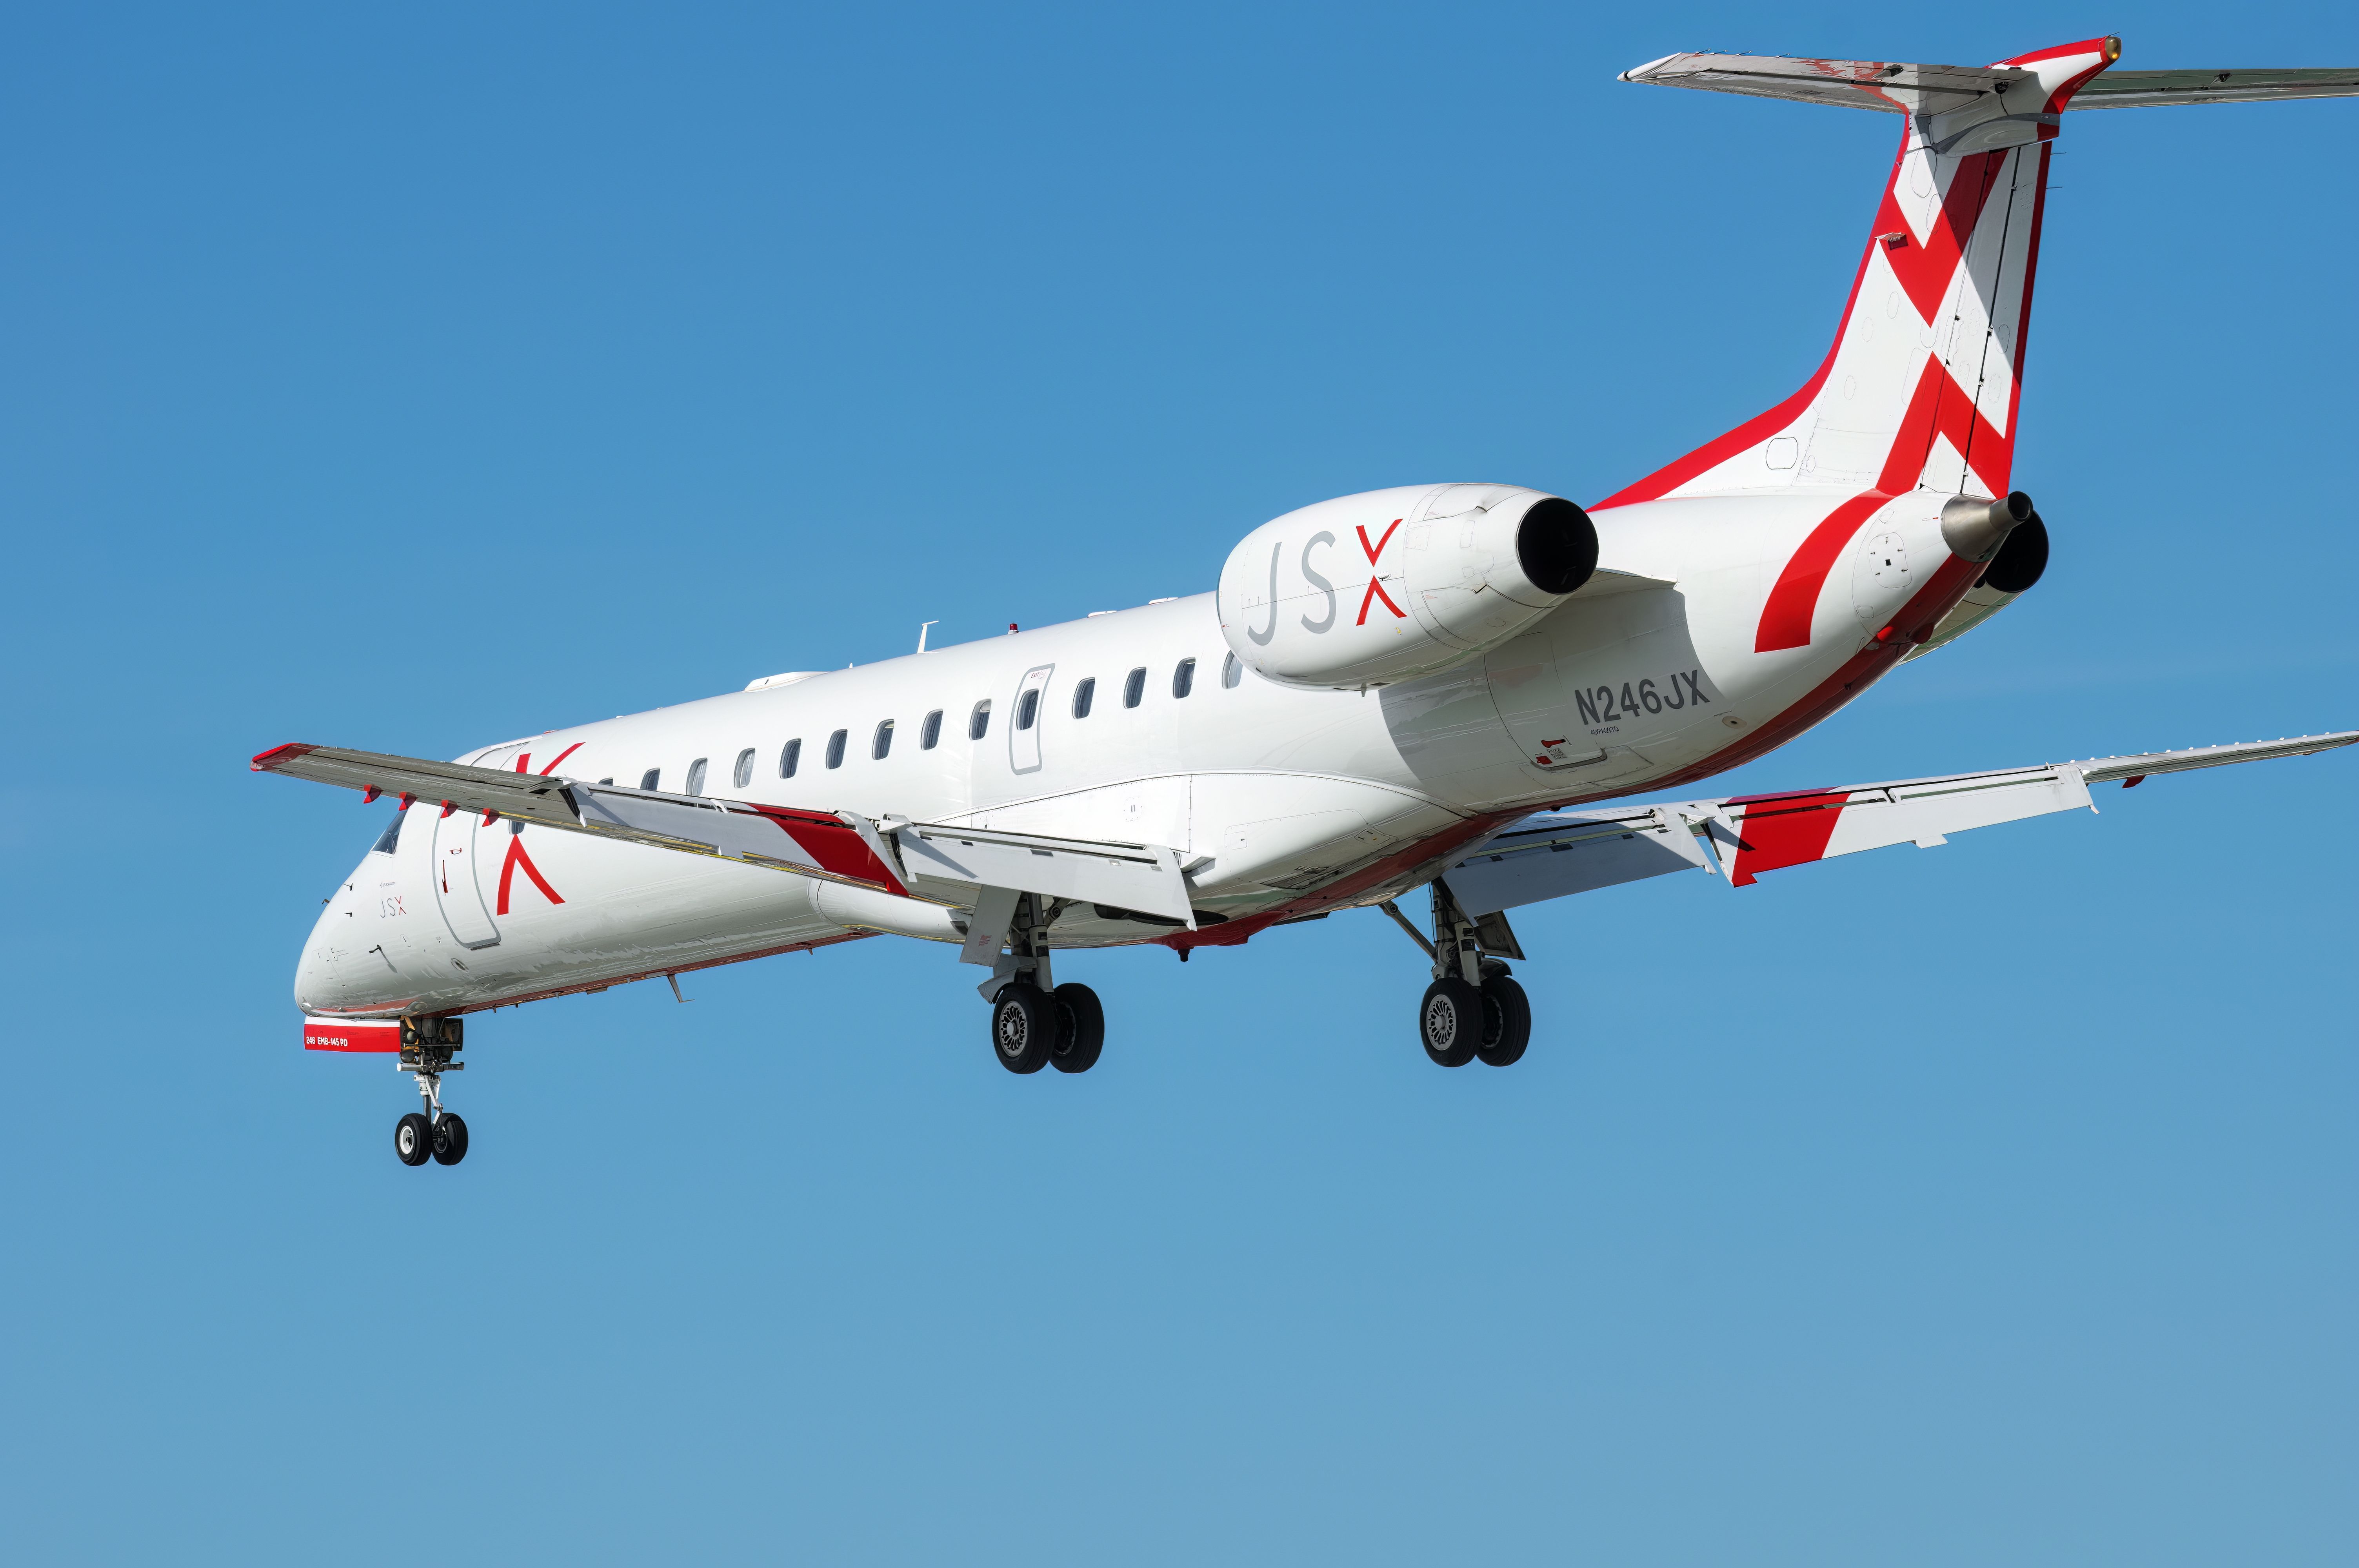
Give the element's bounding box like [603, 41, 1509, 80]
[2070, 67, 2359, 110]
[1620, 52, 2028, 116]
[1624, 49, 2358, 116]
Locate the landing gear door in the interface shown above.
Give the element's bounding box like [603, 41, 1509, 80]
[431, 810, 501, 949]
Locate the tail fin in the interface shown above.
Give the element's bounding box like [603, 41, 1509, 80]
[1598, 38, 2128, 517]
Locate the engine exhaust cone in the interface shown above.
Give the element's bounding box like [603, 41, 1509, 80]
[1941, 490, 2036, 562]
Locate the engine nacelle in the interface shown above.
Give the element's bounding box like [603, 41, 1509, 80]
[1216, 483, 1598, 690]
[1911, 507, 2051, 658]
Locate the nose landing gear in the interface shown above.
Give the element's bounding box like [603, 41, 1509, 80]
[394, 1016, 469, 1167]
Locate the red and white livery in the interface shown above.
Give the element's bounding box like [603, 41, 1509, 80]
[253, 37, 2359, 1165]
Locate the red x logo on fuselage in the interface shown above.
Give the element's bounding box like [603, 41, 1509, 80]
[1355, 519, 1405, 626]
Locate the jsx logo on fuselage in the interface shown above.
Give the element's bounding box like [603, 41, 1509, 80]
[1353, 519, 1405, 625]
[1576, 669, 1713, 729]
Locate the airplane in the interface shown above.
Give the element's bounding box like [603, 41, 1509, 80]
[256, 36, 2359, 1167]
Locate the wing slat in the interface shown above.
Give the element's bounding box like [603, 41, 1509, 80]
[252, 741, 1205, 918]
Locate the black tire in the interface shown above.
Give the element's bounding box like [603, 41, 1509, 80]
[394, 1112, 433, 1166]
[431, 1112, 470, 1165]
[991, 982, 1054, 1074]
[1049, 983, 1105, 1073]
[1476, 976, 1532, 1067]
[1420, 978, 1481, 1067]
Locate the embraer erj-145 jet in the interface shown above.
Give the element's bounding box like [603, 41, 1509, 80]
[259, 37, 2359, 1166]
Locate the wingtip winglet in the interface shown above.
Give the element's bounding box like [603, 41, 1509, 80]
[250, 742, 318, 773]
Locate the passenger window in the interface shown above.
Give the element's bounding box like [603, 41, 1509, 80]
[733, 748, 755, 789]
[920, 710, 943, 749]
[1016, 688, 1040, 730]
[1172, 657, 1196, 699]
[640, 768, 661, 791]
[825, 729, 847, 769]
[1222, 652, 1242, 688]
[1072, 677, 1095, 719]
[873, 719, 895, 759]
[686, 758, 708, 795]
[371, 815, 403, 855]
[779, 739, 801, 779]
[969, 700, 991, 740]
[1123, 666, 1146, 708]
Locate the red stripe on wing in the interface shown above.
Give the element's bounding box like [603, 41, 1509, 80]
[1726, 791, 1854, 886]
[745, 806, 906, 896]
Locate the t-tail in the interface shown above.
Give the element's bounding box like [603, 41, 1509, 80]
[1595, 39, 2359, 653]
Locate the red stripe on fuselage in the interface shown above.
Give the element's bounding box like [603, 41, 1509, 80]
[303, 1018, 402, 1052]
[1752, 350, 2014, 653]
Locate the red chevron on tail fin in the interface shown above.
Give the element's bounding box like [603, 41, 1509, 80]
[1603, 38, 2121, 650]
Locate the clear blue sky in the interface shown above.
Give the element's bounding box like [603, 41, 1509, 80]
[4, 4, 2354, 1563]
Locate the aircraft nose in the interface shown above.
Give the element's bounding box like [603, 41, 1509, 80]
[294, 885, 361, 1013]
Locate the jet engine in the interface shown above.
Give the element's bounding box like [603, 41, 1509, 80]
[1910, 502, 2051, 658]
[1216, 483, 1598, 690]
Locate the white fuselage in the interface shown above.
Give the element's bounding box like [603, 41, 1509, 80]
[296, 483, 1970, 1018]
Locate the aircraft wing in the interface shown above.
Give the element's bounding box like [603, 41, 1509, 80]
[1440, 731, 2358, 917]
[249, 742, 1197, 922]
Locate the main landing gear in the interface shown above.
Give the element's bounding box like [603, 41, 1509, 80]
[981, 892, 1106, 1075]
[393, 1016, 470, 1167]
[1387, 883, 1533, 1069]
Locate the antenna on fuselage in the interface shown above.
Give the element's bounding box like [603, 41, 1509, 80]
[917, 620, 939, 653]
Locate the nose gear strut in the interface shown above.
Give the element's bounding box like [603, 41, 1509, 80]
[393, 1016, 470, 1167]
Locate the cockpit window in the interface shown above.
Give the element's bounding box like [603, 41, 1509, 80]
[371, 814, 403, 855]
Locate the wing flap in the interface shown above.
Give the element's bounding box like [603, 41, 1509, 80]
[896, 822, 1196, 926]
[1722, 766, 2090, 885]
[1443, 806, 1710, 918]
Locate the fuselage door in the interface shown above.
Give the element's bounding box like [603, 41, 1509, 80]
[431, 809, 502, 950]
[1009, 664, 1054, 774]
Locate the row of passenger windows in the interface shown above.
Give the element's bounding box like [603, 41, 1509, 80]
[623, 654, 1241, 793]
